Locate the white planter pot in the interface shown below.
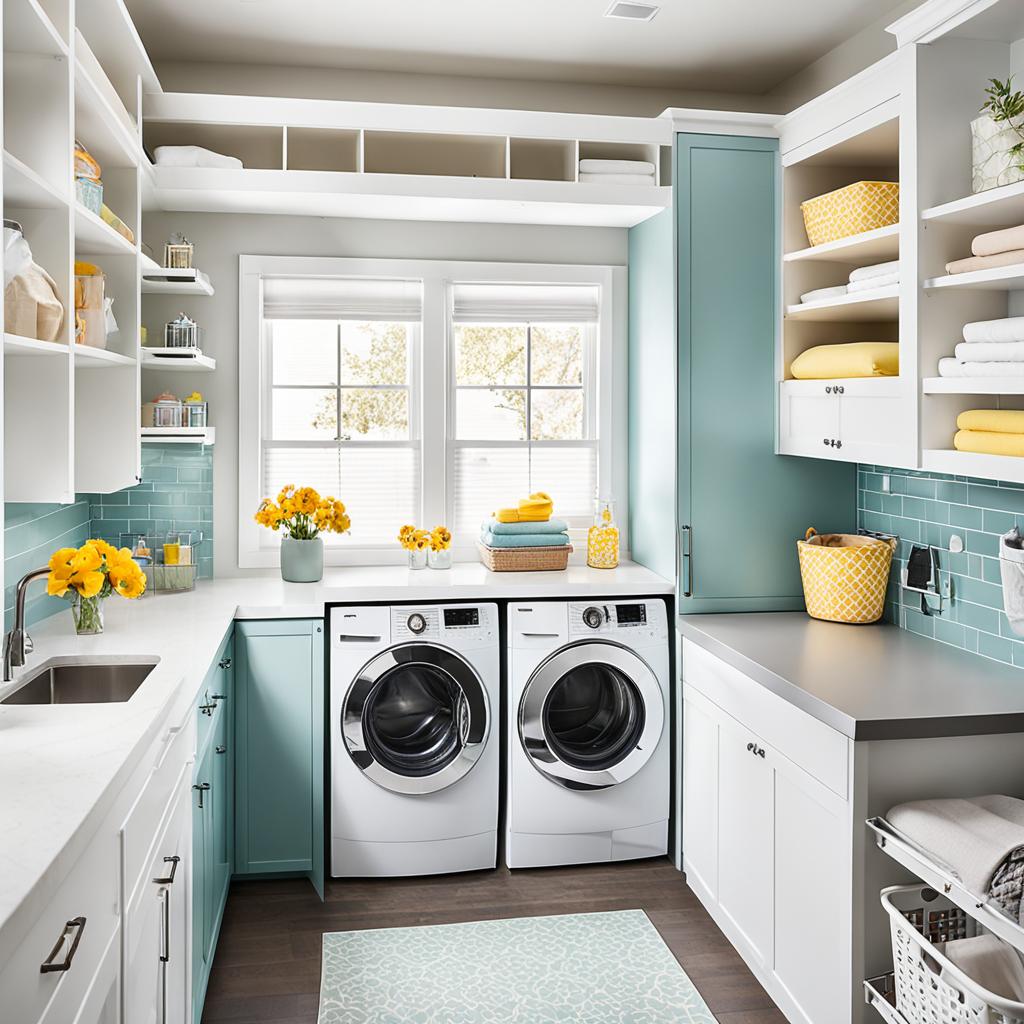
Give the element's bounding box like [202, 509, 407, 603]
[971, 114, 1024, 192]
[280, 535, 324, 583]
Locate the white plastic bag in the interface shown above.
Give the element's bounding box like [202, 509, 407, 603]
[1000, 528, 1024, 636]
[104, 296, 119, 336]
[3, 222, 32, 288]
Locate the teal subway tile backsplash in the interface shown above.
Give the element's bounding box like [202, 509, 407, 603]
[3, 444, 213, 630]
[859, 465, 1024, 671]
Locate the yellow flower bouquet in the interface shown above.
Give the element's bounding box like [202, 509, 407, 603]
[48, 539, 147, 634]
[255, 485, 350, 583]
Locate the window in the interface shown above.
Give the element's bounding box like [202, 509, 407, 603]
[239, 258, 624, 567]
[449, 283, 600, 537]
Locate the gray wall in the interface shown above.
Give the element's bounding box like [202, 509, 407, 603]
[141, 212, 628, 578]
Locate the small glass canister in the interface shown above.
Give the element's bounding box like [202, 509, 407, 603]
[587, 498, 619, 569]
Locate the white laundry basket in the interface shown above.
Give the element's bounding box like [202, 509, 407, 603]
[883, 885, 1024, 1024]
[1000, 530, 1024, 637]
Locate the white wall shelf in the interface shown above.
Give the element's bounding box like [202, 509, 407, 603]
[141, 268, 214, 296]
[923, 376, 1024, 394]
[74, 203, 136, 255]
[141, 349, 216, 371]
[3, 333, 69, 357]
[74, 32, 142, 170]
[923, 448, 1024, 484]
[923, 179, 1024, 227]
[924, 264, 1024, 291]
[74, 346, 136, 368]
[783, 224, 899, 264]
[3, 149, 69, 209]
[141, 426, 215, 445]
[785, 287, 900, 322]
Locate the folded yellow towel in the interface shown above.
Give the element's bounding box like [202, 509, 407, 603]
[954, 429, 1024, 457]
[789, 342, 899, 380]
[957, 409, 1024, 434]
[495, 491, 553, 524]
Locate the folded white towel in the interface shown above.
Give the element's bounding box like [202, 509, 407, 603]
[847, 272, 899, 293]
[799, 285, 847, 305]
[849, 260, 900, 283]
[153, 145, 243, 170]
[942, 935, 1024, 1001]
[578, 172, 656, 185]
[939, 357, 1024, 378]
[578, 159, 656, 175]
[963, 316, 1024, 344]
[956, 341, 1024, 363]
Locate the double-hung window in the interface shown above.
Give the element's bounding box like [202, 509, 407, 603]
[448, 283, 600, 538]
[260, 276, 422, 548]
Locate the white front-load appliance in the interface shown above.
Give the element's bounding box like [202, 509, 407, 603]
[507, 598, 670, 869]
[330, 603, 499, 877]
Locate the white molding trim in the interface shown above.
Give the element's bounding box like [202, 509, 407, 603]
[886, 0, 1001, 46]
[660, 108, 780, 138]
[238, 255, 628, 570]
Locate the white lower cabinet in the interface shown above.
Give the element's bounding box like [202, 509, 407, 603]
[682, 643, 853, 1024]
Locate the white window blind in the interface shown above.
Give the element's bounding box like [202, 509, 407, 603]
[451, 283, 600, 323]
[263, 277, 423, 321]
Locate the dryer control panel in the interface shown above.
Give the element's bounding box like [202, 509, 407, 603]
[392, 604, 496, 644]
[568, 600, 667, 640]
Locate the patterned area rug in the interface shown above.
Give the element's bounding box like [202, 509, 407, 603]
[318, 909, 716, 1023]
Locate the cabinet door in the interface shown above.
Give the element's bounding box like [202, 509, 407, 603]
[772, 757, 851, 1024]
[716, 715, 773, 968]
[838, 385, 914, 468]
[235, 620, 324, 898]
[778, 382, 840, 459]
[211, 644, 234, 914]
[676, 133, 856, 612]
[681, 689, 718, 900]
[191, 740, 214, 1024]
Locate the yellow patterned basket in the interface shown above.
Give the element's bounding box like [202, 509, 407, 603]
[797, 528, 896, 624]
[800, 180, 899, 247]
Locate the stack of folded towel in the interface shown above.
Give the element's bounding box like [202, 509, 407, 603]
[953, 409, 1024, 457]
[939, 316, 1024, 378]
[578, 159, 656, 186]
[799, 259, 900, 305]
[947, 222, 1024, 275]
[480, 491, 570, 549]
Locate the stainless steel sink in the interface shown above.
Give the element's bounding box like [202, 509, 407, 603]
[1, 661, 157, 705]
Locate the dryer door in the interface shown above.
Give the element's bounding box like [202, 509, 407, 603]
[343, 643, 490, 795]
[519, 640, 664, 791]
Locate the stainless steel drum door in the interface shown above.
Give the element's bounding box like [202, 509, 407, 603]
[343, 643, 490, 795]
[519, 640, 664, 791]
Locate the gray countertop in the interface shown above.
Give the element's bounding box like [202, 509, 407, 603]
[677, 612, 1024, 740]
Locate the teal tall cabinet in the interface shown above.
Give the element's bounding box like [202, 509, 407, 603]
[234, 619, 325, 900]
[628, 133, 856, 610]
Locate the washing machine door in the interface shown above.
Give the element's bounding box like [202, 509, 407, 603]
[343, 643, 490, 795]
[519, 640, 663, 791]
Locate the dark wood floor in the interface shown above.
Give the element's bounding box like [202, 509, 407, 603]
[202, 858, 786, 1023]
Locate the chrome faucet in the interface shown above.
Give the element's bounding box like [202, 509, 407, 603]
[3, 567, 51, 683]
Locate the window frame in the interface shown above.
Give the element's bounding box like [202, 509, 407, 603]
[239, 256, 626, 568]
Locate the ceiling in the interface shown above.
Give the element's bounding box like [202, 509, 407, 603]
[126, 0, 908, 95]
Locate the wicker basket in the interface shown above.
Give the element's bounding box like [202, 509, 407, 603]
[883, 884, 1024, 1024]
[797, 527, 895, 624]
[478, 543, 572, 572]
[800, 180, 899, 247]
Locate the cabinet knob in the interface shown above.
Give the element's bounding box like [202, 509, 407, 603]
[218, 658, 232, 670]
[211, 693, 226, 702]
[215, 745, 227, 755]
[823, 438, 830, 446]
[40, 917, 87, 974]
[825, 386, 832, 394]
[746, 742, 754, 751]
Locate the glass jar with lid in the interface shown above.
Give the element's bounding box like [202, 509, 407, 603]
[587, 498, 619, 569]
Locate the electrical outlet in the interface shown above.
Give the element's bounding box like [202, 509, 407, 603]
[882, 474, 890, 493]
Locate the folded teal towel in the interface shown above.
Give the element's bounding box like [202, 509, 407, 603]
[480, 530, 569, 548]
[483, 517, 570, 536]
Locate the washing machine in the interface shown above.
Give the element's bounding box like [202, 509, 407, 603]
[506, 598, 670, 869]
[330, 603, 499, 877]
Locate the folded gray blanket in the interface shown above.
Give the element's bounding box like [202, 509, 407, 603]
[888, 795, 1024, 924]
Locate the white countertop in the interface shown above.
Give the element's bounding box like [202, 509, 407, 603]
[0, 561, 669, 955]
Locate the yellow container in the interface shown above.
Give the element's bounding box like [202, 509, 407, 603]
[797, 527, 896, 624]
[800, 180, 899, 247]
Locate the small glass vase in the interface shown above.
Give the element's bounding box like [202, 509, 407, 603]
[72, 595, 105, 635]
[407, 548, 428, 570]
[428, 548, 452, 570]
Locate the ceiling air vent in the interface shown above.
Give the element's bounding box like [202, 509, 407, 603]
[604, 1, 660, 21]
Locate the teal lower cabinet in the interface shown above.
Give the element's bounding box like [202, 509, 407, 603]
[192, 632, 234, 1024]
[234, 619, 325, 900]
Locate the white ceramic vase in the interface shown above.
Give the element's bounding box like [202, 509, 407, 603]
[280, 535, 324, 583]
[971, 114, 1024, 193]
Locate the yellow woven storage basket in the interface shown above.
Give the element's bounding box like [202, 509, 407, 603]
[797, 528, 896, 624]
[800, 180, 899, 247]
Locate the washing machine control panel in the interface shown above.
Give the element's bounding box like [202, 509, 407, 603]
[569, 600, 665, 640]
[391, 604, 496, 642]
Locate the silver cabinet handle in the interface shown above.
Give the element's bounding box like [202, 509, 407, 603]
[215, 745, 227, 755]
[680, 524, 693, 598]
[153, 855, 180, 885]
[159, 888, 170, 964]
[40, 917, 86, 973]
[193, 782, 210, 809]
[218, 657, 232, 669]
[211, 693, 226, 701]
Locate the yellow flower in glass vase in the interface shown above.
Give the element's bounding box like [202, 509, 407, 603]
[109, 560, 146, 599]
[397, 525, 417, 550]
[72, 569, 106, 599]
[71, 544, 103, 576]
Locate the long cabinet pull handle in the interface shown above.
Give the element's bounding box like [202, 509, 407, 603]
[40, 917, 86, 973]
[680, 524, 693, 599]
[159, 888, 170, 964]
[153, 855, 180, 885]
[193, 782, 211, 809]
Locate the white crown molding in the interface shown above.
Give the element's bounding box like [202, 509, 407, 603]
[886, 0, 1001, 46]
[659, 107, 780, 138]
